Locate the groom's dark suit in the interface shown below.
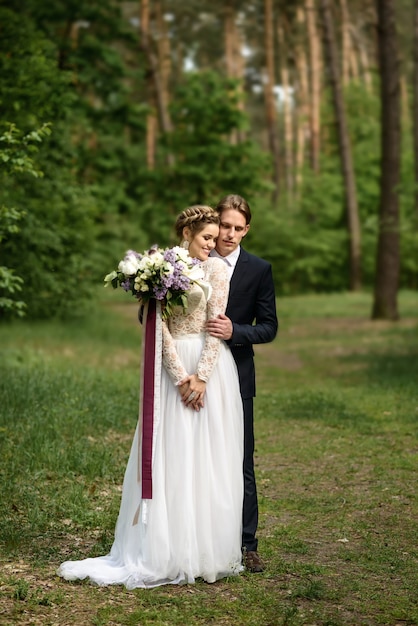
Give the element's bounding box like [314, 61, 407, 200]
[225, 247, 278, 552]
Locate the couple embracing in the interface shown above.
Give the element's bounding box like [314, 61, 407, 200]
[59, 194, 278, 588]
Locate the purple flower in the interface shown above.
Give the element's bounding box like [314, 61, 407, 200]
[172, 274, 190, 291]
[162, 274, 174, 289]
[153, 286, 168, 300]
[121, 279, 132, 292]
[163, 249, 176, 264]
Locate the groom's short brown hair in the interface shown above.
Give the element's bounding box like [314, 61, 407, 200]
[215, 194, 252, 225]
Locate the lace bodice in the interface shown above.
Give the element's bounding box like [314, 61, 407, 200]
[162, 257, 229, 385]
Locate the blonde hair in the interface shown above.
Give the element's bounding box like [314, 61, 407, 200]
[174, 205, 220, 240]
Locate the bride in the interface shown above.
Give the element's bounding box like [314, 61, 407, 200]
[58, 205, 244, 589]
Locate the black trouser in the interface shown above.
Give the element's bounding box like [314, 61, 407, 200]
[242, 397, 258, 552]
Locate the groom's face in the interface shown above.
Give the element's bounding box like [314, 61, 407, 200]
[215, 209, 250, 257]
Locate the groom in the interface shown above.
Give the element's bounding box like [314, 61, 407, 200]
[206, 194, 278, 573]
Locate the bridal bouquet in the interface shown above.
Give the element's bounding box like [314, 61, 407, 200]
[104, 246, 205, 319]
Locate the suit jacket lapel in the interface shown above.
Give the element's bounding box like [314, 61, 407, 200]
[229, 248, 248, 297]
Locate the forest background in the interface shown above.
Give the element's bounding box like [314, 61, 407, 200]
[0, 0, 417, 321]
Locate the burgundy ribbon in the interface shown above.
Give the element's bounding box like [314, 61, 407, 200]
[141, 299, 156, 499]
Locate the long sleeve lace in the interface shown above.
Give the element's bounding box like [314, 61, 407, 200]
[161, 257, 229, 386]
[161, 321, 188, 385]
[196, 258, 229, 382]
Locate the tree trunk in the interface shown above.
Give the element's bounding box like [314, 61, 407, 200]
[264, 0, 281, 205]
[224, 5, 237, 145]
[340, 0, 350, 86]
[413, 0, 418, 217]
[278, 24, 294, 201]
[140, 0, 174, 166]
[350, 15, 373, 93]
[351, 22, 373, 92]
[348, 29, 360, 82]
[339, 0, 360, 83]
[400, 74, 411, 129]
[146, 113, 157, 170]
[320, 0, 362, 291]
[224, 5, 246, 144]
[140, 0, 157, 170]
[295, 7, 310, 195]
[224, 5, 235, 79]
[156, 1, 171, 114]
[235, 24, 247, 144]
[305, 0, 321, 173]
[372, 0, 401, 320]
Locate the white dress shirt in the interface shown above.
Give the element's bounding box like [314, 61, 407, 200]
[210, 247, 241, 281]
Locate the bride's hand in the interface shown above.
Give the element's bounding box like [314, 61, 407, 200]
[178, 378, 191, 401]
[179, 374, 206, 411]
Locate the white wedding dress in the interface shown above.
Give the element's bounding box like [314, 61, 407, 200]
[58, 257, 244, 588]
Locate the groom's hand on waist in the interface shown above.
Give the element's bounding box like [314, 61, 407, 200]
[206, 314, 233, 341]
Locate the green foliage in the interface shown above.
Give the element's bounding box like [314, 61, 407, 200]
[0, 9, 96, 319]
[0, 205, 25, 245]
[397, 132, 418, 288]
[0, 8, 75, 129]
[0, 123, 52, 318]
[247, 199, 349, 295]
[0, 124, 51, 177]
[20, 1, 153, 277]
[0, 2, 417, 313]
[166, 71, 271, 205]
[109, 71, 272, 252]
[0, 266, 25, 318]
[248, 83, 417, 294]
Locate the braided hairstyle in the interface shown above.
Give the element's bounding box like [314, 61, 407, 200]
[174, 205, 220, 241]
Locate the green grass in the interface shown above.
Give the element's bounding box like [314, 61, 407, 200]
[0, 288, 417, 625]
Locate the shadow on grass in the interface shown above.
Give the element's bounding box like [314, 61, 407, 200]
[342, 348, 418, 392]
[257, 390, 375, 433]
[258, 345, 418, 431]
[268, 324, 418, 430]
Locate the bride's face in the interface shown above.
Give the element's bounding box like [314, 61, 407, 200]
[187, 224, 219, 261]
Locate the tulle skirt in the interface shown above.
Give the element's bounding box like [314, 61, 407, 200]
[58, 336, 244, 588]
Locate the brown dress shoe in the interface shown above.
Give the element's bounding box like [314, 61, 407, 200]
[243, 549, 265, 573]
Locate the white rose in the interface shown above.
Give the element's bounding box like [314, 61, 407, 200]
[149, 252, 165, 272]
[173, 246, 190, 263]
[134, 277, 149, 292]
[150, 252, 164, 268]
[139, 253, 161, 271]
[118, 252, 140, 276]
